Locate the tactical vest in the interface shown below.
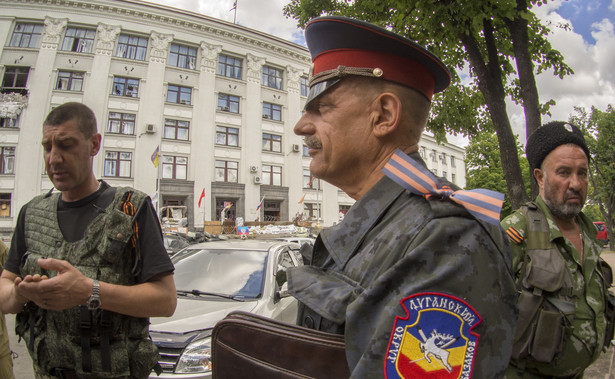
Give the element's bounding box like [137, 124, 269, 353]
[16, 187, 160, 378]
[512, 202, 615, 365]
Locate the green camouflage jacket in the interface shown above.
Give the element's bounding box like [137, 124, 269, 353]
[288, 156, 518, 379]
[502, 195, 606, 378]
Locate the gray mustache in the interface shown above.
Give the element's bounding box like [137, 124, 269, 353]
[304, 136, 322, 149]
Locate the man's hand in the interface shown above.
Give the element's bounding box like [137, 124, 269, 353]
[16, 258, 92, 311]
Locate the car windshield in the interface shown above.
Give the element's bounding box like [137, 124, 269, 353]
[172, 248, 268, 299]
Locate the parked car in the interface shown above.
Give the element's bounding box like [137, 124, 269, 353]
[163, 233, 191, 256]
[274, 236, 316, 247]
[149, 239, 303, 378]
[594, 221, 609, 245]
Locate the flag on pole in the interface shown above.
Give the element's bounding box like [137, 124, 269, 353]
[151, 145, 160, 168]
[230, 0, 237, 11]
[256, 196, 265, 211]
[298, 193, 306, 204]
[197, 188, 205, 208]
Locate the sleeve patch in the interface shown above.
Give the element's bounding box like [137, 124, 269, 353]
[384, 292, 481, 378]
[505, 226, 524, 244]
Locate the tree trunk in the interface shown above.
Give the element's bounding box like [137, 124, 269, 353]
[506, 0, 540, 199]
[460, 22, 530, 209]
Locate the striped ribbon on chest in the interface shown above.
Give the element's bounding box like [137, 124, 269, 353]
[382, 149, 505, 225]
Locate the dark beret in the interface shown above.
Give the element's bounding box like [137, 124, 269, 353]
[304, 16, 451, 106]
[526, 121, 590, 172]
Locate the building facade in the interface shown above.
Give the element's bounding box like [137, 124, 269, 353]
[0, 0, 465, 238]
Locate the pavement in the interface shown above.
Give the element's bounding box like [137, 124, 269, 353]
[4, 250, 615, 378]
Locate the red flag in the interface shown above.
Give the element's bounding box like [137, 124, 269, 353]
[198, 189, 205, 208]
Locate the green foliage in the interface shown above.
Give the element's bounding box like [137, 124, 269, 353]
[283, 0, 572, 131]
[465, 130, 530, 219]
[570, 105, 615, 248]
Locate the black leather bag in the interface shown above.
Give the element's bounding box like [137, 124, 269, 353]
[212, 311, 350, 378]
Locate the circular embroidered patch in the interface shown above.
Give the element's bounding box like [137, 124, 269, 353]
[385, 292, 482, 378]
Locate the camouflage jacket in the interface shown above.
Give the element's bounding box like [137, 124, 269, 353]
[288, 158, 518, 379]
[501, 195, 606, 378]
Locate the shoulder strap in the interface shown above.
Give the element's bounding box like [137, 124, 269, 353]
[519, 202, 552, 250]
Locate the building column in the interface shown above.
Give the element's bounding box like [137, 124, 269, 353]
[193, 41, 221, 227]
[86, 23, 120, 175]
[285, 64, 306, 221]
[14, 17, 66, 205]
[244, 53, 265, 221]
[134, 31, 173, 195]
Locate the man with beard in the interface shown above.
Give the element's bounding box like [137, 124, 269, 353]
[287, 16, 518, 378]
[502, 121, 614, 377]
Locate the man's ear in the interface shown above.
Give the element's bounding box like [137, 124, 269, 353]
[90, 133, 102, 156]
[533, 168, 544, 187]
[371, 92, 402, 137]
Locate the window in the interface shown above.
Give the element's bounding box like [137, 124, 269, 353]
[1, 116, 19, 128]
[217, 93, 239, 113]
[442, 171, 447, 179]
[303, 203, 320, 221]
[451, 173, 456, 184]
[104, 151, 132, 178]
[300, 76, 309, 97]
[9, 23, 43, 48]
[216, 126, 239, 147]
[302, 144, 309, 157]
[107, 112, 135, 135]
[451, 156, 456, 168]
[262, 66, 283, 90]
[112, 77, 139, 97]
[169, 43, 197, 69]
[162, 156, 187, 180]
[441, 153, 447, 165]
[303, 169, 319, 189]
[431, 169, 437, 175]
[167, 85, 192, 105]
[217, 54, 242, 79]
[0, 193, 10, 217]
[56, 71, 84, 91]
[115, 34, 148, 61]
[1, 67, 29, 95]
[215, 160, 238, 182]
[0, 147, 15, 175]
[262, 165, 282, 186]
[61, 27, 95, 53]
[431, 149, 437, 162]
[262, 102, 281, 121]
[164, 119, 190, 141]
[262, 133, 281, 153]
[420, 146, 426, 159]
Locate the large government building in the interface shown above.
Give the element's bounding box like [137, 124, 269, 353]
[0, 0, 465, 238]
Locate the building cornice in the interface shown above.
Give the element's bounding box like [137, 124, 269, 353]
[0, 0, 311, 64]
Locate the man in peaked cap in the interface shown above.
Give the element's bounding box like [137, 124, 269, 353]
[287, 16, 517, 378]
[502, 121, 614, 377]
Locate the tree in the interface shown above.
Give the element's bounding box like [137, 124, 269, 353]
[284, 0, 573, 208]
[570, 105, 615, 251]
[465, 130, 530, 219]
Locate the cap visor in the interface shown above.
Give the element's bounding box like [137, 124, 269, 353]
[304, 78, 342, 110]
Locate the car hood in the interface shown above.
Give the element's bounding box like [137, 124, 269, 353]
[149, 297, 258, 334]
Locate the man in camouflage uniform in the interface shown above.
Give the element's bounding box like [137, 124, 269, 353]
[502, 121, 613, 377]
[288, 16, 518, 378]
[0, 103, 177, 378]
[0, 239, 15, 379]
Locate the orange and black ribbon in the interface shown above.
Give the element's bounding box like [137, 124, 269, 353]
[383, 149, 505, 225]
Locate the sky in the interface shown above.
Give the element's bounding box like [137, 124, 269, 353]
[146, 0, 615, 147]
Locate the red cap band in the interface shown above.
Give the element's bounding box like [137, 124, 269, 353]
[313, 48, 436, 100]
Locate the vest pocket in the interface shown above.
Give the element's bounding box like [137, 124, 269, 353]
[531, 309, 565, 362]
